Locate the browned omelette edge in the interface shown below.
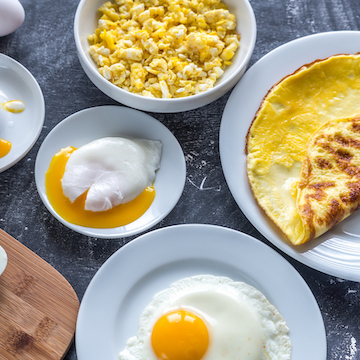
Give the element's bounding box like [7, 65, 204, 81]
[244, 52, 360, 244]
[297, 115, 360, 243]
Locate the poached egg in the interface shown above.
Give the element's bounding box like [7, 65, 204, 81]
[45, 137, 162, 228]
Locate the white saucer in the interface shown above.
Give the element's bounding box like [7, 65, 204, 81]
[75, 224, 326, 360]
[0, 54, 45, 172]
[34, 105, 186, 238]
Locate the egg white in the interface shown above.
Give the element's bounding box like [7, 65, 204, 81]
[119, 275, 291, 360]
[61, 137, 162, 212]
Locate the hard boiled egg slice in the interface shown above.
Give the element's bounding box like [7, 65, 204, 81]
[61, 137, 162, 212]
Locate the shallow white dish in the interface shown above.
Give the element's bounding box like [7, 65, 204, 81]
[74, 0, 256, 113]
[220, 31, 360, 282]
[0, 53, 45, 172]
[75, 224, 326, 360]
[34, 105, 186, 238]
[0, 244, 7, 276]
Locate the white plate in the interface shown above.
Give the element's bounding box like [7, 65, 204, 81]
[220, 31, 360, 282]
[0, 53, 45, 172]
[75, 224, 326, 360]
[34, 105, 186, 238]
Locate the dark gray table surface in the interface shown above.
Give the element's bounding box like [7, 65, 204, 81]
[1, 0, 360, 359]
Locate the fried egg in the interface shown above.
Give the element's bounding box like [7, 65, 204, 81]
[246, 54, 360, 245]
[45, 137, 162, 228]
[119, 275, 291, 360]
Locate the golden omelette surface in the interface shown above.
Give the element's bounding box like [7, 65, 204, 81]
[246, 54, 360, 245]
[298, 116, 360, 242]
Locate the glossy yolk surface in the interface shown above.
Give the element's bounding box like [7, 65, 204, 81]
[45, 146, 155, 228]
[151, 310, 209, 360]
[0, 139, 11, 158]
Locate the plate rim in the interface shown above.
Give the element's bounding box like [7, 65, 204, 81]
[34, 105, 186, 238]
[219, 30, 360, 281]
[0, 53, 45, 173]
[75, 223, 327, 360]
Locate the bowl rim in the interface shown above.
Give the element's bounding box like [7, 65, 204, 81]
[73, 0, 257, 103]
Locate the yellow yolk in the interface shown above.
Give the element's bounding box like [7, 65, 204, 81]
[0, 139, 11, 158]
[151, 310, 209, 360]
[45, 146, 155, 228]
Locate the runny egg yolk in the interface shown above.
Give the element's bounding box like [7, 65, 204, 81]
[45, 146, 155, 228]
[0, 139, 11, 158]
[151, 310, 209, 360]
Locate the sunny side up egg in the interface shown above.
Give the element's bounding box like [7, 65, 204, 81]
[119, 275, 291, 360]
[45, 137, 162, 228]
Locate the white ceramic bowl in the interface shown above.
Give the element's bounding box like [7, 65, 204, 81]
[74, 0, 256, 113]
[0, 245, 7, 276]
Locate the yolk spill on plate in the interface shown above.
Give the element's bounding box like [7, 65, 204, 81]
[45, 146, 156, 228]
[0, 139, 11, 158]
[0, 100, 25, 158]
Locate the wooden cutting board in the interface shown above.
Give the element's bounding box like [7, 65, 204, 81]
[0, 229, 79, 359]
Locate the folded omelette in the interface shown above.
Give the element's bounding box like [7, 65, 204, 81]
[246, 54, 360, 245]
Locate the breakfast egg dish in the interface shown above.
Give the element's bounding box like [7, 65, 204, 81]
[45, 136, 162, 228]
[88, 0, 240, 98]
[0, 99, 25, 158]
[119, 275, 291, 360]
[246, 53, 360, 245]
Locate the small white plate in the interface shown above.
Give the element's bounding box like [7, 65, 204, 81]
[0, 244, 7, 276]
[75, 224, 326, 360]
[34, 105, 186, 238]
[0, 54, 45, 172]
[220, 31, 360, 281]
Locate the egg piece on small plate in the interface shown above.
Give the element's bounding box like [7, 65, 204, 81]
[120, 275, 291, 360]
[0, 54, 44, 173]
[34, 105, 186, 238]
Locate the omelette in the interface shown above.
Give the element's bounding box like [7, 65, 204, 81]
[297, 115, 360, 242]
[246, 54, 360, 245]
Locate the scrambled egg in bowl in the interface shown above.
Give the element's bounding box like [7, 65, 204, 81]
[88, 0, 240, 98]
[246, 54, 360, 245]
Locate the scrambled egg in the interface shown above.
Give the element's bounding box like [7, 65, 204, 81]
[88, 0, 240, 98]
